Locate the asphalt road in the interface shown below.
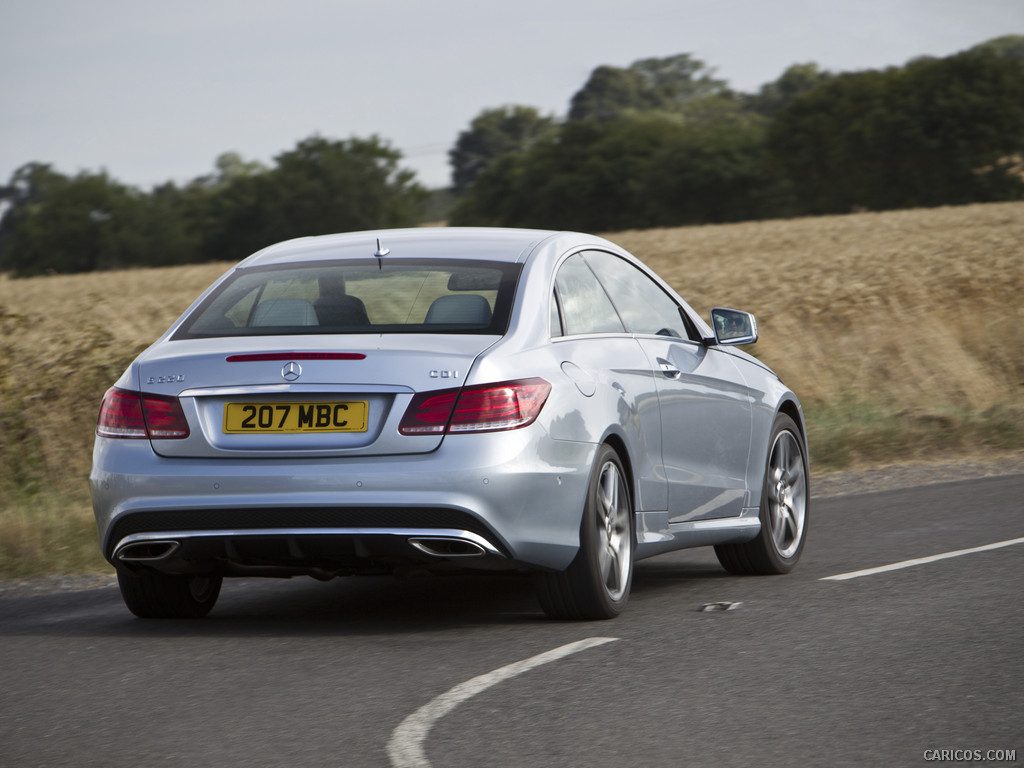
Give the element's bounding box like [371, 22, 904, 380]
[2, 475, 1022, 768]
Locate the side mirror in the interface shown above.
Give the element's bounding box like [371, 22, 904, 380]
[709, 307, 758, 346]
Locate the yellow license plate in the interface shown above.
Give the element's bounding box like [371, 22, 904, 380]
[223, 401, 368, 433]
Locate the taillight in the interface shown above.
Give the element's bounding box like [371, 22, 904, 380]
[143, 395, 191, 438]
[96, 388, 147, 438]
[398, 388, 460, 434]
[399, 378, 550, 435]
[96, 387, 190, 439]
[448, 379, 551, 432]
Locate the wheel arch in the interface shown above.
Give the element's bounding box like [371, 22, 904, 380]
[600, 431, 636, 513]
[777, 397, 807, 442]
[746, 396, 809, 511]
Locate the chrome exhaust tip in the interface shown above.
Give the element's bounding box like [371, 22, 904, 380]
[408, 537, 488, 557]
[116, 540, 181, 562]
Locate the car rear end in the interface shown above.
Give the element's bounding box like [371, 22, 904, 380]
[91, 230, 593, 586]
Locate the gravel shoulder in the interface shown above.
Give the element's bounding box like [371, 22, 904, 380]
[810, 450, 1024, 498]
[4, 451, 1023, 598]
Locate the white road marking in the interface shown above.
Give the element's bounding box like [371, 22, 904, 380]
[821, 536, 1024, 581]
[387, 636, 619, 768]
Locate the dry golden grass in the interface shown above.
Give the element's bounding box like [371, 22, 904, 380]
[1, 201, 1022, 575]
[0, 262, 234, 494]
[610, 202, 1024, 413]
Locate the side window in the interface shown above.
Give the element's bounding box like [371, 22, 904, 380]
[584, 250, 696, 340]
[554, 253, 624, 336]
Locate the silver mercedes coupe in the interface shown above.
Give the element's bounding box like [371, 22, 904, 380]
[91, 227, 809, 620]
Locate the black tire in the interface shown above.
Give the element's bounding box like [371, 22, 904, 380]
[117, 569, 222, 618]
[715, 413, 809, 575]
[537, 445, 634, 620]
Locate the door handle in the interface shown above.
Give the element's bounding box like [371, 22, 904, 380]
[657, 359, 681, 379]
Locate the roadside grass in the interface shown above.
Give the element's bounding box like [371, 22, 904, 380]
[0, 305, 143, 578]
[1, 201, 1022, 578]
[0, 489, 108, 578]
[805, 400, 1024, 471]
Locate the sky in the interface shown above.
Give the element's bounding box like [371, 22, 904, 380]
[2, 0, 1022, 191]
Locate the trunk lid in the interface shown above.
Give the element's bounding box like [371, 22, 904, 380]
[137, 335, 494, 458]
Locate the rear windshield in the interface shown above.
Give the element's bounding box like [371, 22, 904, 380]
[173, 259, 521, 339]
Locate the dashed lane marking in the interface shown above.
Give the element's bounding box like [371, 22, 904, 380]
[821, 537, 1024, 581]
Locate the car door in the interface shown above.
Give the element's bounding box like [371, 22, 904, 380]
[551, 252, 667, 514]
[582, 250, 754, 522]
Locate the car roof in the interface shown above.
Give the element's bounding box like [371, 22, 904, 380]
[237, 227, 565, 269]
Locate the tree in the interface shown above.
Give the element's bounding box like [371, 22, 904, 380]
[274, 135, 425, 234]
[568, 65, 653, 122]
[568, 54, 730, 122]
[646, 120, 795, 225]
[450, 112, 787, 231]
[971, 34, 1024, 63]
[769, 51, 1024, 214]
[451, 116, 668, 230]
[0, 136, 427, 274]
[0, 164, 195, 275]
[211, 151, 268, 183]
[201, 135, 427, 264]
[449, 106, 556, 195]
[745, 63, 833, 117]
[0, 163, 67, 273]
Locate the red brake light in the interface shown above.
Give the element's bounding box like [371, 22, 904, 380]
[449, 379, 551, 432]
[226, 353, 366, 362]
[399, 378, 550, 435]
[142, 395, 191, 438]
[97, 388, 147, 438]
[97, 387, 190, 439]
[398, 388, 460, 434]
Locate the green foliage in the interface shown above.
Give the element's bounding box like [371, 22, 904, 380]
[449, 106, 557, 195]
[970, 34, 1024, 62]
[768, 51, 1024, 214]
[454, 38, 1024, 230]
[0, 164, 198, 276]
[568, 54, 730, 122]
[745, 63, 833, 117]
[202, 135, 428, 265]
[645, 118, 795, 225]
[452, 115, 675, 230]
[451, 112, 789, 230]
[0, 136, 427, 276]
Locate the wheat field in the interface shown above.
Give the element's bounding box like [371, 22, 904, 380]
[615, 202, 1024, 411]
[1, 201, 1022, 575]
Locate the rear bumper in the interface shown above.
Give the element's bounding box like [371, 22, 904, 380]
[91, 429, 596, 573]
[110, 527, 511, 578]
